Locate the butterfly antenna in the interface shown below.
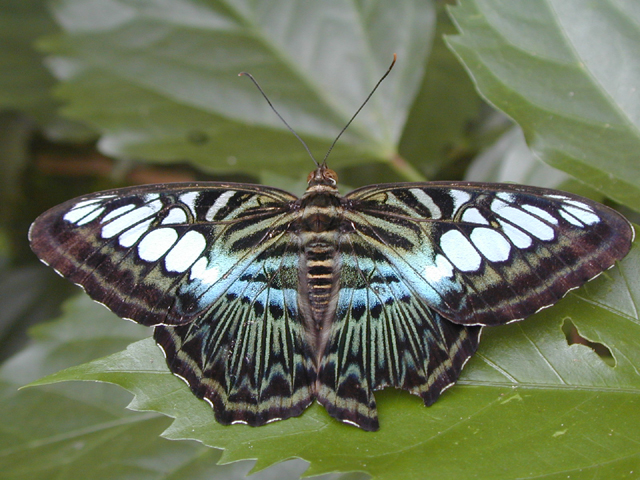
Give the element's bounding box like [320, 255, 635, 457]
[239, 72, 319, 167]
[320, 53, 397, 167]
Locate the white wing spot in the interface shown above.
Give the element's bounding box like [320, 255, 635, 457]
[562, 199, 595, 211]
[461, 207, 489, 225]
[440, 229, 482, 272]
[492, 199, 555, 241]
[190, 256, 221, 285]
[68, 196, 114, 212]
[450, 190, 472, 214]
[559, 209, 583, 226]
[165, 231, 207, 272]
[144, 193, 160, 201]
[206, 191, 235, 221]
[70, 198, 103, 209]
[522, 204, 558, 225]
[546, 194, 570, 201]
[496, 192, 515, 203]
[101, 204, 136, 223]
[119, 218, 153, 247]
[470, 228, 511, 262]
[561, 205, 600, 225]
[101, 200, 162, 238]
[410, 189, 442, 219]
[161, 208, 188, 225]
[179, 192, 199, 216]
[424, 254, 455, 283]
[64, 204, 103, 224]
[498, 220, 533, 249]
[138, 228, 178, 262]
[75, 206, 105, 226]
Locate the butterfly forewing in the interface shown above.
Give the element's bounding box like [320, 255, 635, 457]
[345, 182, 633, 326]
[29, 183, 299, 327]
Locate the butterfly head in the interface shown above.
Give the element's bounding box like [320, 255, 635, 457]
[307, 164, 338, 189]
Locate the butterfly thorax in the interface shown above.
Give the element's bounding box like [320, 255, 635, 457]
[298, 166, 344, 342]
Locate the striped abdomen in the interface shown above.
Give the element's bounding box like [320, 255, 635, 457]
[302, 237, 339, 326]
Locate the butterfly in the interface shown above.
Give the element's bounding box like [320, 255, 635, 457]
[28, 54, 634, 430]
[29, 164, 633, 431]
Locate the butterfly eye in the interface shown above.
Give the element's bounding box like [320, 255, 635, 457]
[325, 168, 338, 185]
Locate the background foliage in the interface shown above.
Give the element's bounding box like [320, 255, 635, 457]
[1, 1, 639, 479]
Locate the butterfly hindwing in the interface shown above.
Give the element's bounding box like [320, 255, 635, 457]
[345, 182, 633, 326]
[154, 233, 316, 426]
[316, 234, 482, 431]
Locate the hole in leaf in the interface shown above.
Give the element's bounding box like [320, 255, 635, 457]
[562, 319, 615, 367]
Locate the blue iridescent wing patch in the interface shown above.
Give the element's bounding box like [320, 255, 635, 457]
[29, 172, 634, 431]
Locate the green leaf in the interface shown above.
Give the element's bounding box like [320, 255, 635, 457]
[0, 0, 59, 125]
[42, 0, 435, 176]
[465, 125, 603, 199]
[400, 5, 484, 179]
[447, 0, 640, 209]
[31, 237, 640, 479]
[0, 0, 91, 139]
